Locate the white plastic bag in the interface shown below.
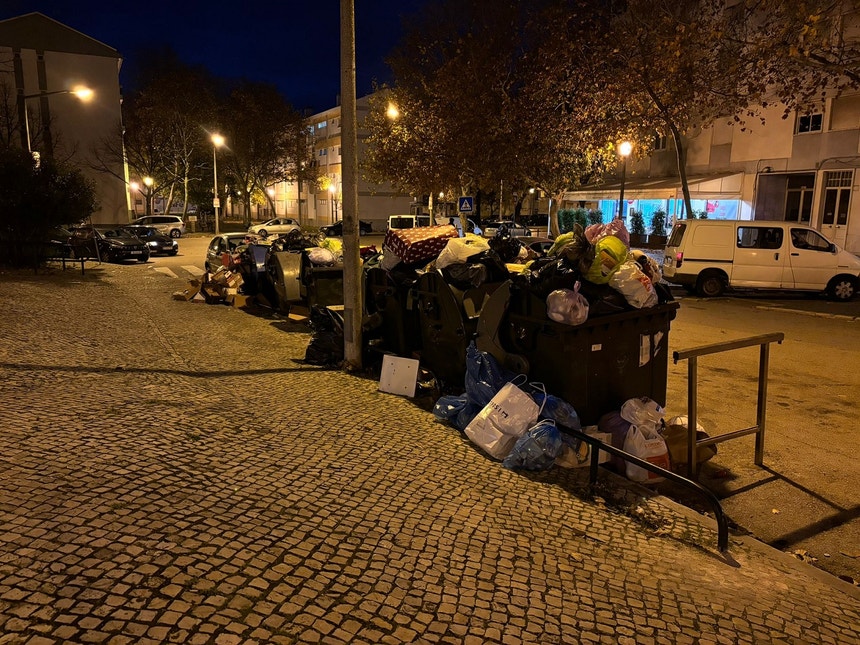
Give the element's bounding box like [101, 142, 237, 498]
[609, 260, 658, 308]
[465, 379, 540, 459]
[546, 285, 589, 326]
[436, 236, 491, 270]
[623, 426, 671, 483]
[307, 247, 335, 266]
[620, 397, 665, 427]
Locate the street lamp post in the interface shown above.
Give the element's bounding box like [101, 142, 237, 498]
[617, 141, 632, 220]
[142, 176, 154, 216]
[211, 134, 225, 235]
[21, 86, 93, 164]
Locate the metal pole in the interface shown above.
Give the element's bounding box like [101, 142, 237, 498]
[618, 158, 627, 219]
[340, 0, 362, 369]
[755, 343, 771, 466]
[687, 356, 699, 478]
[213, 146, 220, 236]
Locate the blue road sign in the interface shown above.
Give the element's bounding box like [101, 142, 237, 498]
[458, 196, 474, 213]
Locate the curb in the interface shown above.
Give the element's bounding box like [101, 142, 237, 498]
[754, 304, 859, 321]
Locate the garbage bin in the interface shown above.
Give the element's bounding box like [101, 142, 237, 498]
[415, 271, 503, 389]
[301, 252, 343, 309]
[476, 280, 679, 425]
[364, 267, 422, 358]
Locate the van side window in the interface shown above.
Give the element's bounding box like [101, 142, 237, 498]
[790, 228, 831, 252]
[738, 227, 783, 250]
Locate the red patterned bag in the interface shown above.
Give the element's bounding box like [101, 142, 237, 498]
[383, 224, 458, 265]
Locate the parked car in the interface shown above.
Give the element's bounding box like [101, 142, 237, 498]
[130, 215, 186, 238]
[69, 225, 151, 263]
[516, 236, 554, 257]
[663, 219, 860, 300]
[122, 225, 179, 256]
[320, 220, 373, 237]
[205, 232, 259, 273]
[482, 220, 532, 238]
[247, 217, 300, 238]
[41, 226, 73, 259]
[388, 214, 432, 229]
[436, 216, 483, 236]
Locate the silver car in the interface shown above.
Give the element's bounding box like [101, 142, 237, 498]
[247, 217, 300, 238]
[131, 215, 186, 238]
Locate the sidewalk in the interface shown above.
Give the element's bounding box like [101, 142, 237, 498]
[0, 263, 858, 644]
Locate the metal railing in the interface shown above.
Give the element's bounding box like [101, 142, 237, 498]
[673, 333, 785, 478]
[566, 426, 730, 552]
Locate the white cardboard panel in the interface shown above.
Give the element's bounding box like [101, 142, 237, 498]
[378, 355, 420, 398]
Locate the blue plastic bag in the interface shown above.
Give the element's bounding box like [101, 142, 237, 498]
[433, 395, 468, 423]
[531, 391, 582, 432]
[464, 342, 515, 408]
[502, 420, 565, 471]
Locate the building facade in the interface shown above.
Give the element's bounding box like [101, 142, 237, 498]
[565, 93, 860, 254]
[261, 96, 413, 232]
[0, 13, 129, 224]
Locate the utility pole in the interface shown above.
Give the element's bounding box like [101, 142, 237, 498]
[340, 0, 362, 370]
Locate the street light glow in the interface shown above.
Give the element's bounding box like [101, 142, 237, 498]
[619, 141, 633, 157]
[71, 86, 94, 102]
[386, 103, 399, 120]
[143, 176, 153, 187]
[211, 133, 225, 148]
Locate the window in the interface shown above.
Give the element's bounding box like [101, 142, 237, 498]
[784, 174, 814, 222]
[318, 149, 327, 156]
[316, 121, 327, 130]
[790, 228, 831, 251]
[738, 226, 783, 249]
[822, 170, 852, 226]
[796, 111, 823, 134]
[653, 132, 668, 151]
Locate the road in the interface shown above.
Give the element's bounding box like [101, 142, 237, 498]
[153, 233, 860, 584]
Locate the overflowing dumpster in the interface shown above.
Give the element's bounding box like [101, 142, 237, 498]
[475, 280, 679, 425]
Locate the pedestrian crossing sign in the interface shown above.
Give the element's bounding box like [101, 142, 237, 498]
[458, 196, 474, 213]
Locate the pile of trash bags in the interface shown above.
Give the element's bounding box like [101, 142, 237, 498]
[433, 343, 716, 478]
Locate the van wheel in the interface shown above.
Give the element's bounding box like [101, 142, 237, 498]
[170, 229, 181, 239]
[827, 275, 857, 301]
[696, 271, 727, 297]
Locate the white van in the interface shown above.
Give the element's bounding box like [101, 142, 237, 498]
[387, 214, 431, 230]
[662, 220, 860, 300]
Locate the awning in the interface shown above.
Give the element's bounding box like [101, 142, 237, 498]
[564, 171, 745, 201]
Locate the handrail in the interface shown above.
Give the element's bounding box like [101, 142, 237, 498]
[565, 427, 730, 552]
[673, 333, 784, 477]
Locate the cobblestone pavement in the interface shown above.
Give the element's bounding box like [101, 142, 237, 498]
[0, 262, 858, 645]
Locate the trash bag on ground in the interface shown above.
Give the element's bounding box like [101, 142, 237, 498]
[663, 415, 718, 466]
[623, 425, 671, 483]
[502, 420, 565, 471]
[598, 411, 633, 472]
[433, 394, 467, 423]
[464, 341, 515, 409]
[531, 390, 582, 432]
[620, 397, 665, 428]
[546, 284, 589, 325]
[304, 306, 344, 365]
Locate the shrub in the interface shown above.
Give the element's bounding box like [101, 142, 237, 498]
[587, 209, 603, 226]
[628, 209, 646, 236]
[650, 210, 667, 236]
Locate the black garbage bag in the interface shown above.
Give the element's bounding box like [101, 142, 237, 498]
[441, 262, 490, 290]
[488, 236, 522, 263]
[526, 256, 582, 298]
[577, 280, 630, 316]
[304, 305, 344, 365]
[551, 224, 595, 275]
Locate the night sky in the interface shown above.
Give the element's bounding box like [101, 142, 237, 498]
[2, 0, 428, 113]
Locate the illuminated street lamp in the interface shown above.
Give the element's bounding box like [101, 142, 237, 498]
[386, 102, 399, 120]
[211, 133, 225, 235]
[21, 85, 93, 164]
[328, 183, 339, 221]
[617, 141, 633, 220]
[142, 176, 154, 216]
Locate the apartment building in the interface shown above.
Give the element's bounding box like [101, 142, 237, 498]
[564, 94, 860, 254]
[0, 13, 129, 224]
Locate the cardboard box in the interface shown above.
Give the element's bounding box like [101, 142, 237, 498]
[231, 293, 254, 308]
[202, 286, 225, 304]
[172, 279, 202, 301]
[226, 272, 244, 289]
